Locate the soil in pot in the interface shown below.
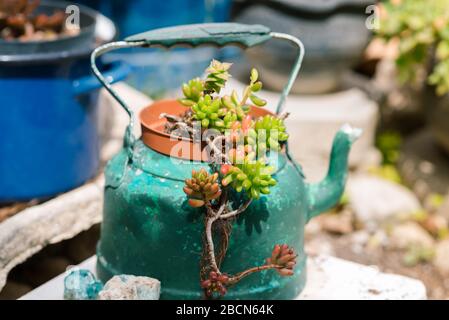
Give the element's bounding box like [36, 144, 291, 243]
[140, 99, 276, 162]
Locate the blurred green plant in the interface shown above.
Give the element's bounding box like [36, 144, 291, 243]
[368, 165, 402, 184]
[376, 131, 402, 165]
[410, 206, 449, 240]
[428, 193, 445, 209]
[403, 244, 435, 267]
[373, 131, 403, 184]
[377, 0, 449, 95]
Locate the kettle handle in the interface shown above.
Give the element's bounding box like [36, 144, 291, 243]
[91, 23, 305, 150]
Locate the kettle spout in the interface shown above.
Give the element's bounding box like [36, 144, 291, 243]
[306, 124, 362, 221]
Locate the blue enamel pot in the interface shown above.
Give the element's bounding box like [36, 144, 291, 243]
[0, 5, 129, 202]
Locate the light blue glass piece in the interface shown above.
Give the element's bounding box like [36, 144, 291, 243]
[64, 269, 103, 300]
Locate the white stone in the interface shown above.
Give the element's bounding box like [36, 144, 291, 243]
[304, 219, 322, 237]
[20, 255, 427, 300]
[224, 79, 379, 182]
[305, 236, 336, 256]
[347, 174, 422, 224]
[350, 230, 371, 245]
[299, 255, 427, 300]
[434, 240, 449, 276]
[99, 275, 160, 300]
[316, 210, 354, 234]
[367, 230, 389, 250]
[389, 222, 435, 250]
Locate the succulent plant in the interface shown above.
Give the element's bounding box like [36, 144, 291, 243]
[179, 60, 269, 132]
[220, 160, 277, 200]
[204, 60, 232, 94]
[266, 244, 297, 276]
[190, 95, 222, 129]
[189, 94, 255, 131]
[245, 68, 267, 107]
[220, 67, 266, 113]
[179, 78, 205, 106]
[184, 169, 221, 208]
[249, 115, 289, 152]
[221, 93, 250, 120]
[177, 60, 296, 299]
[377, 0, 449, 95]
[201, 271, 229, 297]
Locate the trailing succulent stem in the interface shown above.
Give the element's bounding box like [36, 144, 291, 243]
[176, 60, 297, 299]
[200, 244, 297, 298]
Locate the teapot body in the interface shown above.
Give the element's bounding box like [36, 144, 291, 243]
[92, 23, 358, 300]
[97, 140, 309, 300]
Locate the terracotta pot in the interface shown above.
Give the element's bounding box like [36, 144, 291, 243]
[95, 22, 360, 300]
[139, 99, 274, 161]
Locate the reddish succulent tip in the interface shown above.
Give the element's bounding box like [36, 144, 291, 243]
[220, 164, 231, 175]
[201, 280, 211, 288]
[188, 199, 205, 208]
[242, 115, 252, 132]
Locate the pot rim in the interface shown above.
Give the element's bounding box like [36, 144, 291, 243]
[140, 99, 193, 143]
[139, 99, 275, 161]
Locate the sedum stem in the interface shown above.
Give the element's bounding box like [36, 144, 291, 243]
[219, 199, 252, 220]
[228, 264, 282, 285]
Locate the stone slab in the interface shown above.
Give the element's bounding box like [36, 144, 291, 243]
[300, 255, 426, 300]
[20, 255, 427, 300]
[0, 177, 104, 292]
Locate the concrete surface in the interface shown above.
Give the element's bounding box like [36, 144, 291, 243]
[20, 255, 427, 300]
